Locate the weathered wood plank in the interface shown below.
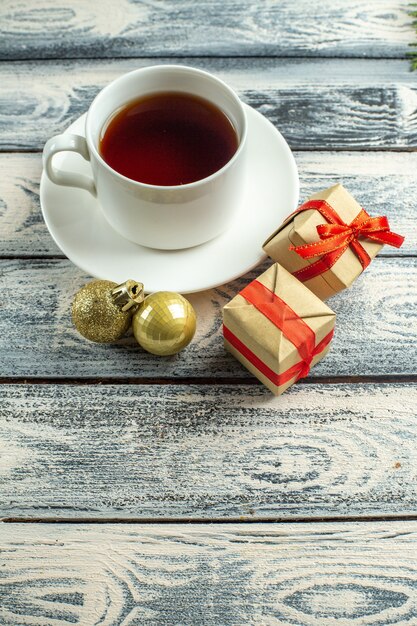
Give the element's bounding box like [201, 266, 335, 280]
[0, 154, 60, 256]
[0, 257, 415, 378]
[1, 522, 417, 625]
[2, 58, 417, 151]
[1, 383, 416, 519]
[0, 151, 413, 258]
[0, 0, 411, 60]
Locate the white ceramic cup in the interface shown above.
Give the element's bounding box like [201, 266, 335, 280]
[43, 65, 247, 250]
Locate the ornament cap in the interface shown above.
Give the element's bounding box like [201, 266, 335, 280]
[111, 280, 145, 312]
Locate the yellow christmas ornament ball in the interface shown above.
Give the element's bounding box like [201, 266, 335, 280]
[72, 279, 144, 343]
[132, 291, 196, 356]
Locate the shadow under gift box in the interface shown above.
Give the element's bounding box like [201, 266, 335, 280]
[263, 184, 384, 301]
[223, 263, 336, 396]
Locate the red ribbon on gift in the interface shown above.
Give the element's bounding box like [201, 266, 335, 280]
[223, 279, 334, 388]
[288, 200, 404, 282]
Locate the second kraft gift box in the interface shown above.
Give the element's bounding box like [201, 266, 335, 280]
[262, 184, 404, 300]
[223, 263, 336, 395]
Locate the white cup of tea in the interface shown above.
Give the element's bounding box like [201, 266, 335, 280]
[42, 65, 247, 250]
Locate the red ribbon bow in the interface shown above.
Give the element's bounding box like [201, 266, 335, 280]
[223, 279, 334, 388]
[288, 200, 404, 282]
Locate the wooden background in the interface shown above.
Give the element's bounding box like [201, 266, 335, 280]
[1, 1, 417, 624]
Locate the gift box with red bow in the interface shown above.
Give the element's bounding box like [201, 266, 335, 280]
[223, 263, 336, 395]
[263, 184, 404, 300]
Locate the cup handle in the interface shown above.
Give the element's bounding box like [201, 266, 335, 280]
[43, 134, 97, 196]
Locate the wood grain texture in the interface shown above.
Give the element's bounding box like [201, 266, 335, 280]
[1, 3, 416, 622]
[1, 522, 417, 625]
[0, 0, 411, 60]
[1, 383, 417, 519]
[0, 151, 414, 258]
[2, 58, 417, 151]
[0, 257, 415, 378]
[0, 154, 60, 256]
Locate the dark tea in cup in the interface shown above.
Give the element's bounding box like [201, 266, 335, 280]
[99, 92, 238, 186]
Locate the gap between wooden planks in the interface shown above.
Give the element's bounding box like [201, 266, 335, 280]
[1, 376, 417, 385]
[3, 513, 417, 524]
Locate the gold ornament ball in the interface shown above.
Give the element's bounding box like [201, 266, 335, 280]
[132, 291, 196, 356]
[72, 280, 138, 343]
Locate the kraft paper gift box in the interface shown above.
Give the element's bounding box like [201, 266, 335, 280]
[223, 263, 336, 396]
[263, 184, 404, 300]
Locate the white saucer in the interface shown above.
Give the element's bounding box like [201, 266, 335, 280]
[40, 104, 299, 293]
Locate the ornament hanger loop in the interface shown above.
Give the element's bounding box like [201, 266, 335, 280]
[112, 279, 145, 311]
